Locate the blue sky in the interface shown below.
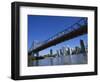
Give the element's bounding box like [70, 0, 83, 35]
[28, 15, 87, 55]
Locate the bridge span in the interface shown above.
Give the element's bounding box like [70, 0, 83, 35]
[28, 18, 87, 55]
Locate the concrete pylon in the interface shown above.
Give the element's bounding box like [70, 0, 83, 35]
[36, 52, 39, 66]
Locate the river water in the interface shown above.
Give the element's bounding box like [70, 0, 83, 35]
[30, 53, 87, 66]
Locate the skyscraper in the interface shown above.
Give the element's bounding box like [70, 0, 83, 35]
[50, 49, 53, 56]
[80, 39, 85, 53]
[56, 50, 60, 57]
[62, 46, 67, 56]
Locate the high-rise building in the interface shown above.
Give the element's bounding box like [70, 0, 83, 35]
[75, 46, 80, 54]
[70, 48, 75, 55]
[62, 46, 67, 56]
[60, 49, 63, 56]
[80, 39, 85, 53]
[50, 49, 53, 56]
[56, 50, 60, 57]
[67, 47, 70, 55]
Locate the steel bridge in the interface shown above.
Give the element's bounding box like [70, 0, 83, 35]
[28, 18, 87, 55]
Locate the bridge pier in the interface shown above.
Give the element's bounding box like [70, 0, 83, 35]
[36, 52, 39, 66]
[50, 49, 53, 65]
[36, 52, 39, 57]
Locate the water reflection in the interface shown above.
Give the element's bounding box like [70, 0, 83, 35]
[28, 53, 87, 66]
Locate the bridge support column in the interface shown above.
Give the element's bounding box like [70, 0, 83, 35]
[36, 52, 39, 66]
[36, 52, 39, 57]
[50, 49, 53, 65]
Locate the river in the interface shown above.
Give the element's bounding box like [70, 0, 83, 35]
[29, 53, 87, 66]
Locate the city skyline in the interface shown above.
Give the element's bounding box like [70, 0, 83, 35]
[38, 37, 87, 56]
[28, 38, 88, 66]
